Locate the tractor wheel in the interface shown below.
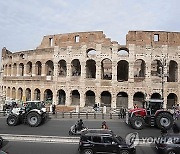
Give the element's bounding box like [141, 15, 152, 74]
[156, 112, 174, 129]
[26, 112, 41, 127]
[7, 114, 19, 126]
[130, 116, 145, 130]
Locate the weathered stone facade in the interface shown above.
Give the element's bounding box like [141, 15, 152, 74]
[1, 31, 180, 109]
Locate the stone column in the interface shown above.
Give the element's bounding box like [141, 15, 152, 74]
[65, 90, 71, 106]
[95, 94, 101, 107]
[31, 89, 34, 101]
[96, 61, 101, 80]
[111, 93, 116, 109]
[32, 64, 36, 77]
[53, 63, 58, 80]
[128, 93, 134, 109]
[40, 90, 44, 102]
[16, 64, 20, 76]
[81, 61, 86, 80]
[53, 89, 57, 105]
[80, 90, 85, 107]
[66, 63, 71, 81]
[41, 63, 46, 76]
[24, 64, 27, 76]
[112, 62, 117, 81]
[128, 62, 134, 82]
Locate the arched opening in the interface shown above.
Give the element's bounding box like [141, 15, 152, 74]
[85, 90, 95, 106]
[19, 63, 24, 76]
[25, 88, 31, 101]
[117, 60, 129, 82]
[35, 61, 42, 75]
[57, 89, 66, 105]
[58, 60, 67, 76]
[26, 61, 32, 76]
[151, 60, 162, 76]
[34, 88, 41, 100]
[18, 88, 23, 100]
[168, 60, 178, 82]
[133, 92, 145, 108]
[101, 91, 111, 107]
[116, 92, 128, 108]
[117, 48, 129, 56]
[44, 89, 53, 104]
[101, 59, 112, 80]
[87, 49, 96, 57]
[71, 90, 80, 105]
[134, 59, 146, 81]
[86, 60, 96, 78]
[151, 93, 161, 99]
[45, 60, 54, 76]
[12, 87, 16, 100]
[167, 93, 177, 109]
[71, 59, 81, 76]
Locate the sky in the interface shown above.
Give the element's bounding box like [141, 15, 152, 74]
[0, 0, 180, 52]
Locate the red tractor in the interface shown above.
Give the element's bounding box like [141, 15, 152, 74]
[126, 99, 174, 130]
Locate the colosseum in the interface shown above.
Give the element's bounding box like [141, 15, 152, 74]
[1, 30, 180, 110]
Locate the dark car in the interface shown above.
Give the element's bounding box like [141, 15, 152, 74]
[0, 136, 3, 149]
[78, 129, 136, 154]
[155, 133, 180, 154]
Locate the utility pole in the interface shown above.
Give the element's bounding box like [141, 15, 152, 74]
[159, 57, 167, 107]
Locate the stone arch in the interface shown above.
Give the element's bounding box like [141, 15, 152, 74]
[86, 59, 96, 78]
[12, 87, 16, 100]
[71, 90, 80, 105]
[44, 89, 53, 104]
[87, 48, 96, 58]
[85, 90, 95, 106]
[45, 60, 54, 76]
[17, 87, 23, 100]
[134, 59, 146, 81]
[117, 60, 129, 82]
[19, 63, 24, 76]
[25, 88, 31, 101]
[168, 60, 178, 82]
[151, 93, 161, 99]
[101, 91, 111, 107]
[26, 61, 32, 76]
[34, 88, 41, 100]
[167, 93, 177, 109]
[71, 59, 81, 76]
[117, 47, 129, 56]
[101, 58, 112, 80]
[116, 92, 128, 108]
[35, 61, 42, 75]
[58, 60, 67, 76]
[133, 92, 145, 108]
[57, 89, 66, 105]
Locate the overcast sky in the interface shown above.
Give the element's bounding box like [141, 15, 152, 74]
[0, 0, 180, 52]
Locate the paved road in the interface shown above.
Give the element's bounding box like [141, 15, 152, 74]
[0, 117, 179, 154]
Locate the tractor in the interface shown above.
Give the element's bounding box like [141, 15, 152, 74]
[6, 101, 47, 127]
[126, 99, 174, 130]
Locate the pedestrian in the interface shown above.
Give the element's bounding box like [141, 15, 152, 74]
[119, 107, 123, 118]
[122, 107, 126, 118]
[134, 104, 138, 109]
[101, 121, 108, 129]
[52, 103, 56, 114]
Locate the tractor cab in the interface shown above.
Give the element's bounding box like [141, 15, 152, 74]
[144, 99, 163, 115]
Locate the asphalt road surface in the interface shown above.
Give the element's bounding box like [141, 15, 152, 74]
[0, 117, 179, 154]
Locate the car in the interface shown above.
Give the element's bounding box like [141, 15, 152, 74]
[155, 133, 180, 154]
[0, 136, 3, 149]
[78, 129, 136, 154]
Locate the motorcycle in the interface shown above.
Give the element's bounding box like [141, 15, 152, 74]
[69, 123, 87, 135]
